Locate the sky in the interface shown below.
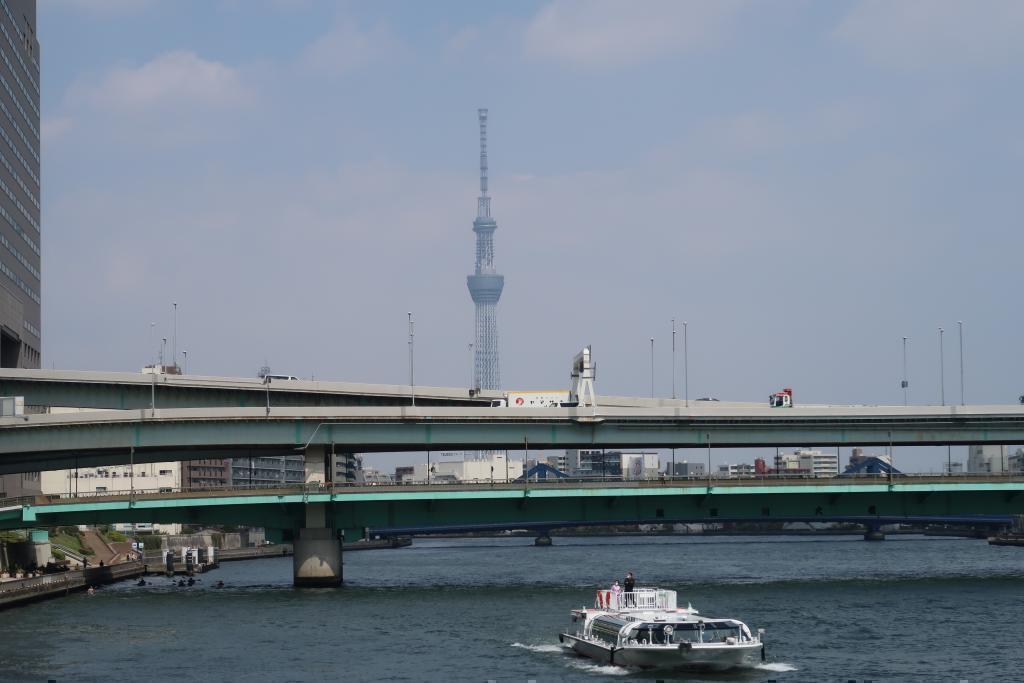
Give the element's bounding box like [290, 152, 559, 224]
[38, 1, 1024, 471]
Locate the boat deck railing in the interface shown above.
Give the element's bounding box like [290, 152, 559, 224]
[595, 588, 677, 611]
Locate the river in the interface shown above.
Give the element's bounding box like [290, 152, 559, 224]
[1, 535, 1021, 682]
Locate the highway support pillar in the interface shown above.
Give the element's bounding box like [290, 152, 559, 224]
[293, 502, 342, 587]
[863, 524, 885, 541]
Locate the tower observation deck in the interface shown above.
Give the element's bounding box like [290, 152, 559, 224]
[466, 108, 504, 391]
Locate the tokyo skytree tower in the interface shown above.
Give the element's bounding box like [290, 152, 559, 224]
[466, 108, 504, 391]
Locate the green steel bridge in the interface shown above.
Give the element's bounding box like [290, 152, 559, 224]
[3, 476, 1021, 540]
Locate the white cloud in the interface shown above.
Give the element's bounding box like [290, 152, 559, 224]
[835, 0, 1024, 70]
[524, 0, 743, 67]
[75, 51, 251, 112]
[42, 116, 74, 144]
[696, 100, 875, 155]
[300, 19, 396, 76]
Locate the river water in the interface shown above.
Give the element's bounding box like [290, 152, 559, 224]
[1, 535, 1021, 682]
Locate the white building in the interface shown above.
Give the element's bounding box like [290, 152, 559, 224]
[1009, 449, 1024, 474]
[41, 463, 181, 497]
[41, 464, 183, 534]
[794, 449, 839, 477]
[412, 452, 523, 482]
[718, 463, 756, 477]
[967, 445, 1008, 474]
[621, 452, 660, 480]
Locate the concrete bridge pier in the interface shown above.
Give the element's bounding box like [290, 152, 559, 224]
[293, 449, 342, 587]
[534, 533, 553, 547]
[293, 503, 342, 587]
[863, 524, 886, 541]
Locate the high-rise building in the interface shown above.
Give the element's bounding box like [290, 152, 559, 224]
[466, 108, 504, 391]
[0, 1, 40, 500]
[0, 0, 39, 370]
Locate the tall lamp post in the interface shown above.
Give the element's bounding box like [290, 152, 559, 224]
[958, 320, 965, 406]
[649, 337, 655, 399]
[938, 327, 945, 406]
[671, 319, 677, 400]
[683, 321, 689, 408]
[408, 312, 415, 407]
[671, 319, 676, 478]
[264, 375, 272, 417]
[901, 336, 909, 406]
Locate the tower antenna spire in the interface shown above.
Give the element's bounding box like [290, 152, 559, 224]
[477, 108, 490, 218]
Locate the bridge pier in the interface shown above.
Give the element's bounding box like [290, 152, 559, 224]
[293, 502, 342, 587]
[863, 524, 885, 541]
[534, 534, 553, 547]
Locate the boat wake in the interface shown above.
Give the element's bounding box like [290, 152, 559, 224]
[756, 662, 798, 672]
[510, 642, 566, 654]
[565, 659, 631, 676]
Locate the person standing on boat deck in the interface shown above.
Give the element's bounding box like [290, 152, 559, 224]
[610, 580, 622, 608]
[623, 571, 636, 606]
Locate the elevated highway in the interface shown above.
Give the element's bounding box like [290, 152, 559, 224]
[2, 403, 1024, 475]
[0, 368, 500, 409]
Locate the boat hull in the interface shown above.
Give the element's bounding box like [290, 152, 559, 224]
[561, 634, 761, 672]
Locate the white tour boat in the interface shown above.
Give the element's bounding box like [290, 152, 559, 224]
[559, 587, 765, 671]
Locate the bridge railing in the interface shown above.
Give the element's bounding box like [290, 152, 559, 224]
[8, 471, 1024, 508]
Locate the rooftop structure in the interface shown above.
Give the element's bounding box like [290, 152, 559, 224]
[466, 108, 504, 391]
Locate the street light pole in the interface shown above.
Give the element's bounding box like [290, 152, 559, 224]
[671, 319, 677, 479]
[264, 375, 271, 417]
[172, 302, 177, 371]
[182, 350, 188, 375]
[901, 336, 908, 406]
[649, 337, 655, 399]
[671, 319, 676, 400]
[958, 320, 965, 406]
[938, 327, 945, 406]
[683, 321, 689, 408]
[408, 312, 415, 407]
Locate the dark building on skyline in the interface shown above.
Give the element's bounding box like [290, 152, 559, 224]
[0, 0, 39, 370]
[0, 0, 39, 501]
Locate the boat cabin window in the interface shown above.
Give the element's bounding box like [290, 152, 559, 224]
[642, 621, 744, 644]
[699, 622, 742, 643]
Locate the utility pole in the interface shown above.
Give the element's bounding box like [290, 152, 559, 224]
[683, 321, 689, 407]
[408, 312, 415, 407]
[958, 320, 965, 406]
[671, 319, 676, 400]
[649, 337, 655, 399]
[901, 336, 909, 406]
[939, 327, 945, 406]
[172, 302, 177, 371]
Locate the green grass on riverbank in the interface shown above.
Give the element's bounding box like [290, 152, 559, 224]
[49, 527, 92, 555]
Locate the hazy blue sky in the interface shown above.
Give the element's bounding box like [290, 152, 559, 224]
[38, 1, 1023, 470]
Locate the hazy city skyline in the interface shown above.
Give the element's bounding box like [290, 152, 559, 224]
[38, 2, 1023, 472]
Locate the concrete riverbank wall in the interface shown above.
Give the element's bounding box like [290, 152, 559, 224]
[0, 561, 144, 610]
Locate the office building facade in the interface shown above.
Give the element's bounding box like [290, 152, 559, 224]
[0, 0, 39, 370]
[0, 1, 39, 500]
